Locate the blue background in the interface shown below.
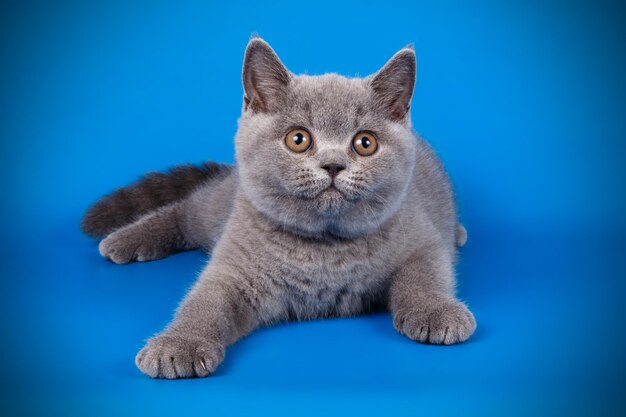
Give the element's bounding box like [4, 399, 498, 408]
[1, 0, 625, 415]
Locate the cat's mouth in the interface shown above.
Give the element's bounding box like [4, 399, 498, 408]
[320, 183, 347, 198]
[295, 179, 361, 215]
[322, 182, 361, 202]
[313, 184, 351, 215]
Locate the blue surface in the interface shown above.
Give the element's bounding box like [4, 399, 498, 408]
[1, 1, 625, 416]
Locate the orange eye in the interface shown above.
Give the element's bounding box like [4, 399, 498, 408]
[285, 129, 312, 153]
[352, 132, 378, 156]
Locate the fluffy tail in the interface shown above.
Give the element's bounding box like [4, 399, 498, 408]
[81, 162, 233, 238]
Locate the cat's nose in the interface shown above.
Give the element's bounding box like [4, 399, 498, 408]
[321, 163, 345, 178]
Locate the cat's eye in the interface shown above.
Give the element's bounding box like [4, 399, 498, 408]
[285, 129, 312, 153]
[352, 132, 378, 156]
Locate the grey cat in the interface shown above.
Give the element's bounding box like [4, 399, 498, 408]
[82, 36, 476, 379]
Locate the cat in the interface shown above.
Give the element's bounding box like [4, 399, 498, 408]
[82, 36, 476, 379]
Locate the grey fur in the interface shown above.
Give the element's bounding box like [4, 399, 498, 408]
[87, 38, 476, 379]
[82, 162, 232, 238]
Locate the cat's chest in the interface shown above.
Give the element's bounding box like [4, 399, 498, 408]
[257, 227, 401, 288]
[220, 213, 414, 318]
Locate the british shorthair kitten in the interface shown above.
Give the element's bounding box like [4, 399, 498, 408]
[82, 36, 475, 379]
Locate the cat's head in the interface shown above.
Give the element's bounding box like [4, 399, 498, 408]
[235, 37, 417, 238]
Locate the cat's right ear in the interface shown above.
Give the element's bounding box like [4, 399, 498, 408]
[242, 37, 292, 113]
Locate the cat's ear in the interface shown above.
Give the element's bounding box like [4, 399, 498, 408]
[242, 37, 292, 113]
[369, 47, 416, 121]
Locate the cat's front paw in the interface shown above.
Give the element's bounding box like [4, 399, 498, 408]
[393, 299, 476, 345]
[99, 225, 169, 264]
[135, 334, 225, 379]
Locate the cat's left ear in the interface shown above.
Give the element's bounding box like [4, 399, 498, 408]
[369, 46, 416, 121]
[242, 36, 292, 113]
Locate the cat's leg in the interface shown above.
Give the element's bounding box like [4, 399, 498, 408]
[135, 261, 266, 379]
[98, 202, 190, 264]
[390, 243, 476, 345]
[98, 172, 237, 264]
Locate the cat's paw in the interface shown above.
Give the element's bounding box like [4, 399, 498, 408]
[135, 334, 225, 379]
[393, 299, 476, 345]
[99, 225, 170, 264]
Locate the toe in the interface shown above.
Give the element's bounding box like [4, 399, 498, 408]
[193, 356, 211, 378]
[173, 356, 194, 378]
[160, 356, 177, 379]
[136, 348, 159, 378]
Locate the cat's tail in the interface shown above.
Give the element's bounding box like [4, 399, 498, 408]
[456, 224, 468, 247]
[81, 162, 233, 238]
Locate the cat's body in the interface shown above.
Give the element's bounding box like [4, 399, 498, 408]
[83, 37, 476, 379]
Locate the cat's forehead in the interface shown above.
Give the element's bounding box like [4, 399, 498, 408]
[287, 74, 375, 135]
[292, 74, 368, 101]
